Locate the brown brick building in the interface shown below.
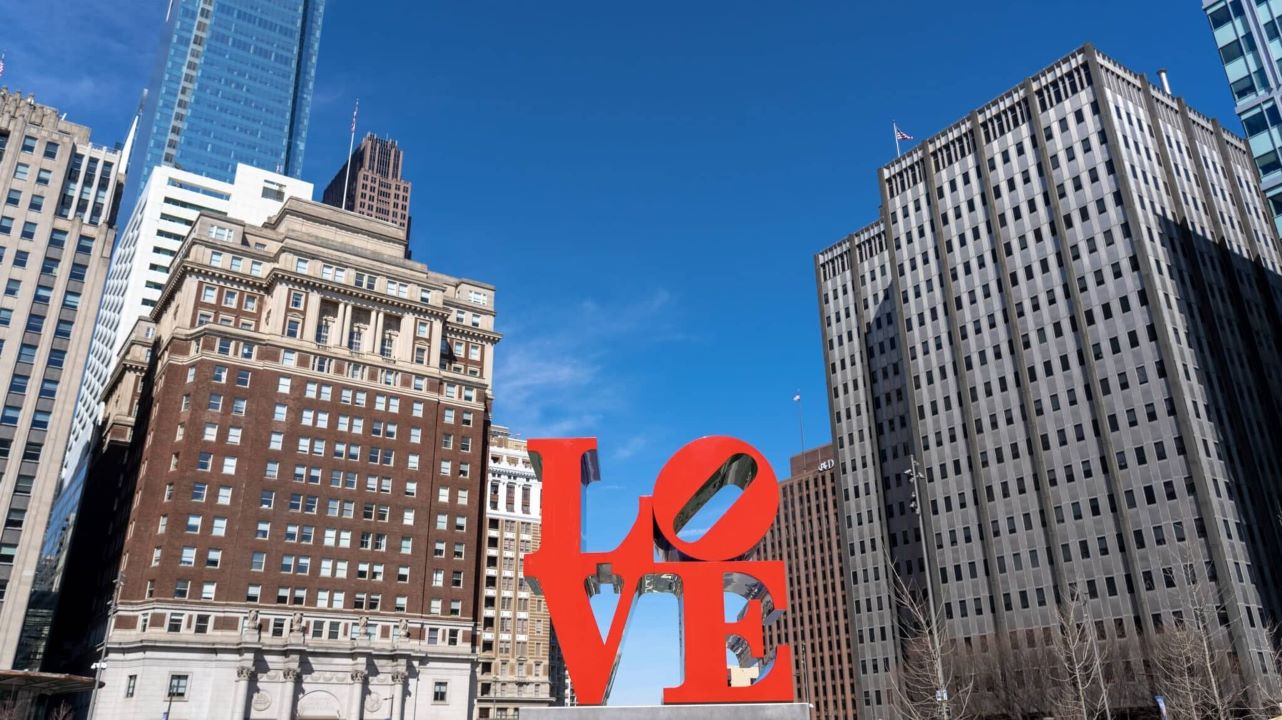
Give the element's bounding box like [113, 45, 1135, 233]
[322, 134, 412, 235]
[67, 199, 498, 719]
[759, 445, 858, 720]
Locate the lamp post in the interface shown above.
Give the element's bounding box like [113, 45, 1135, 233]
[906, 458, 949, 720]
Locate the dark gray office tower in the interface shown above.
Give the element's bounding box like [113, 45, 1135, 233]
[817, 44, 1282, 719]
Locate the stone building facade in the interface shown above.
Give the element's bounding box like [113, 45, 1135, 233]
[475, 426, 553, 719]
[0, 89, 126, 667]
[758, 445, 857, 720]
[322, 134, 413, 236]
[77, 198, 499, 719]
[817, 44, 1282, 718]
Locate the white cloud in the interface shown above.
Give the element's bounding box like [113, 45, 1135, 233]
[493, 288, 676, 438]
[0, 0, 160, 136]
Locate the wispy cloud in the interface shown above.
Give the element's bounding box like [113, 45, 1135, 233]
[494, 288, 678, 438]
[610, 434, 648, 461]
[0, 0, 161, 137]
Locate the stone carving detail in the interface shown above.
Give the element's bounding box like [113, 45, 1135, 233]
[391, 671, 408, 684]
[364, 695, 383, 713]
[251, 691, 272, 711]
[290, 612, 304, 633]
[283, 668, 301, 682]
[398, 618, 410, 638]
[351, 670, 368, 683]
[236, 665, 255, 680]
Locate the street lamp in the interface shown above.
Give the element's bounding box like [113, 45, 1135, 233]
[905, 458, 950, 720]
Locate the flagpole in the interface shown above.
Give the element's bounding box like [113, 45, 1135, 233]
[341, 98, 359, 210]
[795, 390, 806, 454]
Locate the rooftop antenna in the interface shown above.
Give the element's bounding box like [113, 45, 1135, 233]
[1158, 68, 1171, 94]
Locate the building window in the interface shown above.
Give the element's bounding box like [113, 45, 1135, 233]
[433, 681, 448, 703]
[167, 674, 189, 699]
[125, 674, 137, 698]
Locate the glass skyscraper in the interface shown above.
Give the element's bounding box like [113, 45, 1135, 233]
[1205, 0, 1282, 235]
[126, 0, 326, 199]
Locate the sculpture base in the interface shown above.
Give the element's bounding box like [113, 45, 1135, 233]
[522, 704, 811, 720]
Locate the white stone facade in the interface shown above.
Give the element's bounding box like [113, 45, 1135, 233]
[91, 627, 473, 719]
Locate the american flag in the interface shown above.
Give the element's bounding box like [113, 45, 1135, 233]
[350, 99, 359, 134]
[894, 125, 914, 141]
[0, 53, 6, 80]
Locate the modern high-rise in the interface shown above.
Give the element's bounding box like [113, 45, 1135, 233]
[13, 163, 312, 669]
[322, 133, 413, 236]
[1204, 0, 1282, 239]
[476, 425, 554, 719]
[817, 44, 1282, 719]
[758, 445, 856, 720]
[125, 0, 326, 201]
[0, 89, 127, 667]
[65, 198, 499, 719]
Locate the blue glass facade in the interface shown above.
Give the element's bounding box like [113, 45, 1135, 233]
[1205, 0, 1282, 235]
[127, 0, 325, 198]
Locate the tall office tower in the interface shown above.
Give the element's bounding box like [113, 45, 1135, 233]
[125, 0, 326, 201]
[817, 44, 1282, 718]
[72, 198, 498, 720]
[0, 90, 127, 667]
[1205, 0, 1282, 236]
[14, 164, 312, 669]
[476, 426, 553, 719]
[758, 445, 857, 720]
[322, 134, 413, 236]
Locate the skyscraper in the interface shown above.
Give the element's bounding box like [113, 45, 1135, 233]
[818, 44, 1282, 718]
[126, 0, 326, 200]
[322, 133, 413, 236]
[70, 198, 499, 719]
[1204, 0, 1282, 235]
[0, 89, 127, 668]
[14, 163, 312, 669]
[476, 425, 554, 719]
[758, 445, 857, 720]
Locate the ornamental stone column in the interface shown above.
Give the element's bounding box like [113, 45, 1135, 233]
[389, 671, 408, 720]
[349, 669, 368, 720]
[229, 665, 253, 720]
[281, 667, 301, 720]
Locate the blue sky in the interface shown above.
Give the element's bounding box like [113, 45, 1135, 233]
[1, 0, 1242, 705]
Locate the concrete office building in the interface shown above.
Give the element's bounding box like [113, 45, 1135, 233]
[0, 89, 127, 667]
[322, 134, 413, 236]
[69, 198, 499, 719]
[758, 445, 857, 720]
[1204, 0, 1282, 235]
[124, 0, 326, 202]
[475, 426, 554, 719]
[15, 164, 313, 669]
[817, 44, 1282, 718]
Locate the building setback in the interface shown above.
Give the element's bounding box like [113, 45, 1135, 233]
[817, 44, 1282, 718]
[758, 444, 857, 720]
[0, 89, 126, 667]
[124, 0, 326, 202]
[17, 164, 313, 669]
[1204, 0, 1282, 235]
[68, 198, 499, 719]
[322, 134, 413, 236]
[475, 426, 554, 719]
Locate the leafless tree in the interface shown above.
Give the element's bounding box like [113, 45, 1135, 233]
[0, 693, 30, 720]
[888, 558, 972, 720]
[1047, 587, 1113, 720]
[1150, 560, 1244, 720]
[47, 702, 75, 720]
[978, 640, 1047, 720]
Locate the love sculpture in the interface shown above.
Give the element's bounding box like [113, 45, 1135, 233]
[524, 436, 793, 705]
